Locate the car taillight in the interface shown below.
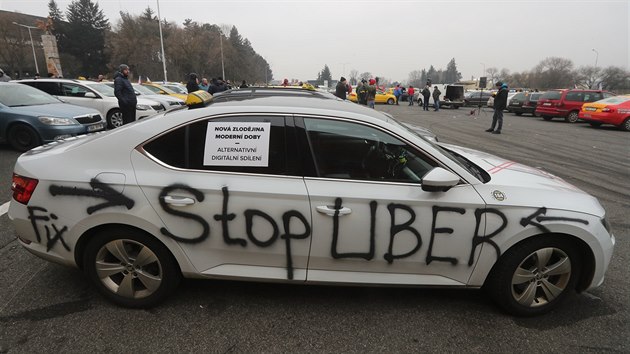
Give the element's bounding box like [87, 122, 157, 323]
[602, 107, 614, 113]
[11, 173, 39, 204]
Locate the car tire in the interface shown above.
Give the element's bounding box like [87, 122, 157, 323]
[8, 123, 41, 152]
[565, 111, 579, 123]
[542, 116, 553, 121]
[515, 112, 523, 116]
[83, 227, 181, 308]
[589, 122, 602, 128]
[621, 117, 630, 132]
[107, 109, 124, 129]
[387, 98, 395, 105]
[485, 236, 580, 317]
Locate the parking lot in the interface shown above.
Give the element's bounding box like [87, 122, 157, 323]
[0, 104, 628, 352]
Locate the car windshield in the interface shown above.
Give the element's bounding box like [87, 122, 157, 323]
[541, 91, 562, 100]
[0, 84, 61, 106]
[529, 93, 543, 101]
[164, 84, 186, 94]
[86, 83, 116, 97]
[596, 96, 630, 104]
[133, 84, 158, 95]
[145, 84, 177, 95]
[513, 93, 526, 100]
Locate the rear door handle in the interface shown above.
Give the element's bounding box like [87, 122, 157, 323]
[162, 195, 196, 206]
[316, 205, 352, 216]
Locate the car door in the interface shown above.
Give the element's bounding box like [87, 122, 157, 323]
[297, 117, 487, 285]
[134, 115, 311, 281]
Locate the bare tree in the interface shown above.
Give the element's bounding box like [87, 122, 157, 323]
[348, 69, 359, 85]
[574, 66, 602, 89]
[486, 67, 499, 85]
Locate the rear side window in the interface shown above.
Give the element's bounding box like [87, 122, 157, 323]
[512, 93, 526, 100]
[583, 92, 602, 102]
[541, 91, 562, 100]
[143, 116, 290, 175]
[565, 91, 584, 102]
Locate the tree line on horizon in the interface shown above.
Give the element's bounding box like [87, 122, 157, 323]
[0, 0, 273, 83]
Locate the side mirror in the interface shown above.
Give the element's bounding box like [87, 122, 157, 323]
[421, 167, 460, 192]
[84, 92, 97, 98]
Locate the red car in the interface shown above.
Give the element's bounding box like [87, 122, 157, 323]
[579, 95, 630, 131]
[535, 89, 615, 123]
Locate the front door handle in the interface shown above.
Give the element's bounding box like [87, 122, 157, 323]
[162, 195, 196, 206]
[316, 205, 352, 216]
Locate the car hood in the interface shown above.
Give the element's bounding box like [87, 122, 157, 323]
[11, 103, 101, 118]
[441, 143, 605, 217]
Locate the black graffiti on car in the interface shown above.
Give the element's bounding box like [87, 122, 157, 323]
[27, 206, 70, 252]
[520, 207, 589, 233]
[49, 178, 134, 214]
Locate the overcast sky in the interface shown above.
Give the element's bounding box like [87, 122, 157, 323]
[2, 0, 629, 82]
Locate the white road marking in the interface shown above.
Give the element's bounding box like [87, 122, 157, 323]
[0, 201, 10, 217]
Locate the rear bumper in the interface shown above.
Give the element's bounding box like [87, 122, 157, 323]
[579, 112, 625, 125]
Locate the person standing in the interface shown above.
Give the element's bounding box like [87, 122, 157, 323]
[432, 86, 441, 111]
[199, 78, 210, 91]
[486, 82, 508, 134]
[422, 85, 431, 111]
[113, 64, 137, 126]
[240, 80, 248, 89]
[335, 77, 348, 100]
[407, 86, 415, 106]
[393, 85, 401, 105]
[367, 78, 377, 109]
[186, 73, 200, 92]
[0, 68, 11, 82]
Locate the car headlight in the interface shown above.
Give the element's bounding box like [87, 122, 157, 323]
[38, 116, 78, 125]
[136, 104, 151, 111]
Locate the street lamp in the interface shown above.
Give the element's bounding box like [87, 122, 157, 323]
[156, 0, 168, 82]
[592, 48, 599, 67]
[12, 21, 39, 74]
[220, 34, 225, 79]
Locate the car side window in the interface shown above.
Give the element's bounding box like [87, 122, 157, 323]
[303, 118, 436, 183]
[143, 116, 289, 176]
[61, 83, 90, 97]
[603, 92, 614, 99]
[31, 82, 64, 96]
[565, 91, 583, 102]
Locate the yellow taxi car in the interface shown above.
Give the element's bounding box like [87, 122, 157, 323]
[579, 95, 630, 131]
[141, 82, 188, 101]
[348, 90, 397, 104]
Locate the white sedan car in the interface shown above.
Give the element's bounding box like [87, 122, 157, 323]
[9, 96, 614, 316]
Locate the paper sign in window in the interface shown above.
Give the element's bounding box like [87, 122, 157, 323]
[204, 122, 271, 166]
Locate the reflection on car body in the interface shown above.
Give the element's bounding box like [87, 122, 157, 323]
[9, 96, 614, 316]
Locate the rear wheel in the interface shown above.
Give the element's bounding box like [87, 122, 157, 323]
[387, 98, 395, 105]
[83, 227, 181, 308]
[485, 236, 580, 316]
[8, 124, 41, 152]
[107, 109, 124, 129]
[621, 117, 630, 131]
[542, 116, 553, 121]
[565, 111, 579, 123]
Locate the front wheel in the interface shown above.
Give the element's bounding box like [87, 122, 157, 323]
[107, 109, 124, 129]
[565, 111, 579, 123]
[387, 98, 395, 105]
[83, 227, 181, 308]
[8, 124, 41, 152]
[485, 237, 580, 316]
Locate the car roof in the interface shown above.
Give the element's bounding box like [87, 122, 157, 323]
[173, 95, 393, 125]
[212, 86, 338, 102]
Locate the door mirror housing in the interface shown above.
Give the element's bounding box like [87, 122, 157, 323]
[421, 167, 461, 192]
[84, 92, 97, 98]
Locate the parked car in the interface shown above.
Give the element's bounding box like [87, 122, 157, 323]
[508, 92, 544, 116]
[348, 90, 397, 104]
[141, 82, 188, 101]
[487, 91, 519, 109]
[212, 85, 338, 103]
[10, 95, 614, 316]
[162, 82, 188, 95]
[535, 89, 615, 123]
[17, 79, 165, 129]
[464, 91, 494, 107]
[439, 85, 465, 109]
[0, 82, 105, 151]
[101, 82, 186, 112]
[579, 95, 630, 131]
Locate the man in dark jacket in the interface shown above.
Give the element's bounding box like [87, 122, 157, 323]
[113, 64, 137, 126]
[486, 81, 508, 134]
[335, 77, 348, 100]
[186, 73, 200, 93]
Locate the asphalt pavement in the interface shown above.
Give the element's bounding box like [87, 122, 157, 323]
[0, 103, 628, 353]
